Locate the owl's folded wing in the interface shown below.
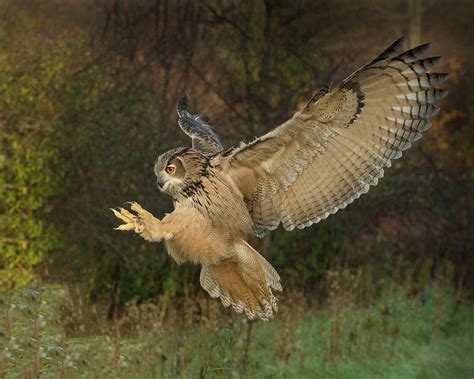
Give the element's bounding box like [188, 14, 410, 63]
[215, 36, 448, 231]
[177, 95, 224, 156]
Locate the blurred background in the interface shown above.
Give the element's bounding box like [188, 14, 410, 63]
[0, 0, 473, 377]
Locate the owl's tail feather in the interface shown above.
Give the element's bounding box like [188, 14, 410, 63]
[200, 242, 281, 320]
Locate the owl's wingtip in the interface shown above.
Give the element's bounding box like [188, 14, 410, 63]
[176, 94, 190, 116]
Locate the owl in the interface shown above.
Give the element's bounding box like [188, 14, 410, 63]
[112, 37, 448, 320]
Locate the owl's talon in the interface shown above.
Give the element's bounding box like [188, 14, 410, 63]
[130, 202, 153, 218]
[119, 207, 136, 219]
[115, 223, 135, 231]
[112, 202, 162, 241]
[111, 208, 132, 223]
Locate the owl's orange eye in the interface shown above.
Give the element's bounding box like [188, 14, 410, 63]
[165, 166, 176, 175]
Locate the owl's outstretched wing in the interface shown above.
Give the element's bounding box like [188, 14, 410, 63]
[176, 95, 224, 156]
[215, 37, 448, 231]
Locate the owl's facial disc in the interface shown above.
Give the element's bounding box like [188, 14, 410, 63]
[154, 147, 209, 199]
[155, 157, 186, 195]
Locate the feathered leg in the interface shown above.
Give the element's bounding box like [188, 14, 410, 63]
[111, 202, 173, 241]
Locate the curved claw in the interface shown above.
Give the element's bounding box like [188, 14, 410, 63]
[114, 223, 135, 231]
[111, 207, 135, 222]
[130, 202, 153, 218]
[110, 208, 127, 221]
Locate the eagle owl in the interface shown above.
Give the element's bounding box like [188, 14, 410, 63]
[112, 37, 448, 320]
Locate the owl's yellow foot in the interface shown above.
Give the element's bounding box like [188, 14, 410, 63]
[111, 202, 171, 242]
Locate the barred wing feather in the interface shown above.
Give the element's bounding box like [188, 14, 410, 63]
[216, 37, 448, 231]
[177, 95, 224, 156]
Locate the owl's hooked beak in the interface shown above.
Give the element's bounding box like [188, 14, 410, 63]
[156, 177, 165, 190]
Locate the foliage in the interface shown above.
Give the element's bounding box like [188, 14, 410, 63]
[0, 11, 83, 289]
[1, 277, 472, 378]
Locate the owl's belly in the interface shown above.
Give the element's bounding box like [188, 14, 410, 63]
[165, 229, 230, 265]
[162, 206, 249, 266]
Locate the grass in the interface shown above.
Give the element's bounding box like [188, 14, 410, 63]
[241, 304, 474, 379]
[1, 282, 473, 378]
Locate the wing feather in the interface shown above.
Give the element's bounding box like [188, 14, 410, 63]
[214, 37, 448, 231]
[176, 95, 224, 156]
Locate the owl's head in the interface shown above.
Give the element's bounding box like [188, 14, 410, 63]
[154, 147, 209, 199]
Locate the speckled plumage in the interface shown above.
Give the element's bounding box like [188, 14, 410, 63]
[112, 37, 448, 320]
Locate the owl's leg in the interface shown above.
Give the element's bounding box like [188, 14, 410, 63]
[111, 202, 173, 242]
